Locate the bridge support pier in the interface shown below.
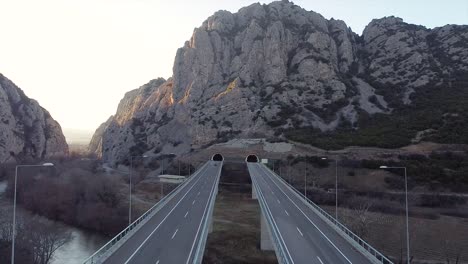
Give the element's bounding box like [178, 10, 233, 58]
[252, 183, 258, 200]
[260, 213, 274, 251]
[208, 216, 214, 233]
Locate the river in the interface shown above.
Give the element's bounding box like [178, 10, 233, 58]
[0, 180, 108, 264]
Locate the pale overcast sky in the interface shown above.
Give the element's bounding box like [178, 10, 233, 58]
[0, 0, 466, 142]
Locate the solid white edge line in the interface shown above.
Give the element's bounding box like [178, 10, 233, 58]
[317, 256, 324, 264]
[249, 164, 295, 264]
[185, 162, 221, 264]
[122, 165, 208, 264]
[171, 229, 178, 240]
[259, 164, 353, 264]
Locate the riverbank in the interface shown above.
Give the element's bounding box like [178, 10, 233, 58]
[0, 180, 107, 264]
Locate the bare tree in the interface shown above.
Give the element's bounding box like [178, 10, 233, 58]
[341, 201, 388, 240]
[0, 208, 71, 264]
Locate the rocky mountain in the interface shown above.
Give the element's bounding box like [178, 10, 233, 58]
[89, 0, 468, 164]
[0, 74, 68, 163]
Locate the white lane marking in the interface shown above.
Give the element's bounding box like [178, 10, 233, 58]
[155, 260, 160, 264]
[186, 162, 222, 264]
[249, 165, 295, 264]
[317, 256, 324, 264]
[277, 199, 281, 204]
[258, 164, 353, 264]
[184, 211, 189, 218]
[192, 200, 196, 205]
[171, 229, 179, 239]
[123, 165, 209, 264]
[296, 227, 303, 237]
[197, 192, 200, 196]
[285, 210, 289, 216]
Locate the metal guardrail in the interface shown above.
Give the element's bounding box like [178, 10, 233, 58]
[248, 164, 292, 264]
[83, 162, 210, 264]
[261, 164, 393, 264]
[192, 161, 223, 264]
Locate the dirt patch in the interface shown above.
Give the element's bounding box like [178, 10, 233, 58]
[202, 188, 277, 263]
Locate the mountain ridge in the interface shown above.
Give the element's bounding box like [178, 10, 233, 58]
[0, 73, 69, 162]
[89, 0, 468, 165]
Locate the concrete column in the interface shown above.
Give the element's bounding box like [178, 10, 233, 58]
[252, 183, 258, 200]
[208, 216, 214, 233]
[260, 213, 274, 251]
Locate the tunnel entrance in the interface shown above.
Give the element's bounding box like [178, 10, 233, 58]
[212, 153, 224, 161]
[246, 154, 259, 163]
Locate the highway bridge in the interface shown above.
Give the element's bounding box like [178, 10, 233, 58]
[247, 158, 392, 264]
[84, 156, 223, 264]
[84, 153, 392, 264]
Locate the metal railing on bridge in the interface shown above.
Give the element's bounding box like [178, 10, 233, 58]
[262, 164, 393, 264]
[249, 164, 293, 264]
[83, 162, 210, 264]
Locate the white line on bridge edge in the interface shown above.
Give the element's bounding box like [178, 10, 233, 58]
[122, 164, 208, 264]
[184, 211, 189, 218]
[259, 165, 353, 264]
[284, 210, 289, 216]
[296, 227, 303, 237]
[192, 200, 196, 205]
[171, 229, 179, 239]
[155, 260, 160, 264]
[317, 256, 324, 264]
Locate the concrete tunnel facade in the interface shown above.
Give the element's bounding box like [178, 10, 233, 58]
[211, 153, 224, 161]
[246, 154, 259, 163]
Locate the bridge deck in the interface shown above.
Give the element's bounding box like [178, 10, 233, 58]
[101, 161, 222, 264]
[248, 163, 373, 264]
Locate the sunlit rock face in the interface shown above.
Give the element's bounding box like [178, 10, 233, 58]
[89, 0, 468, 165]
[0, 74, 68, 163]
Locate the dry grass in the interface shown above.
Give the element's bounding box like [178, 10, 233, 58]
[322, 205, 468, 263]
[203, 189, 277, 264]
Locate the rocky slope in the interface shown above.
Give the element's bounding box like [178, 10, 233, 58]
[0, 74, 68, 163]
[90, 0, 468, 164]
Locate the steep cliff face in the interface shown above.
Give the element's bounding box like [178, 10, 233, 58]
[0, 74, 68, 163]
[89, 0, 468, 164]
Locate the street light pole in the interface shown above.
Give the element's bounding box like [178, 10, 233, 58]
[380, 166, 410, 264]
[12, 163, 54, 264]
[129, 155, 148, 225]
[304, 164, 307, 198]
[322, 157, 339, 220]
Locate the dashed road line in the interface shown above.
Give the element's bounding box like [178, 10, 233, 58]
[284, 210, 289, 216]
[296, 227, 303, 236]
[171, 229, 179, 239]
[184, 211, 189, 218]
[317, 256, 324, 264]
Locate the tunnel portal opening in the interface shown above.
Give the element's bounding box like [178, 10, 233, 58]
[212, 153, 224, 161]
[246, 155, 259, 163]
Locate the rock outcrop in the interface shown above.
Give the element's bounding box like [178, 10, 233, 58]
[0, 74, 68, 163]
[89, 0, 468, 164]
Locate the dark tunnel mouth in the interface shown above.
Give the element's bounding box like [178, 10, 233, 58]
[246, 155, 259, 163]
[212, 153, 224, 161]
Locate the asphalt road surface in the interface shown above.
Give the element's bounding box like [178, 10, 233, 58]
[248, 163, 373, 264]
[102, 160, 222, 264]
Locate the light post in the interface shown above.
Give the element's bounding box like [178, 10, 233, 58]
[322, 157, 339, 221]
[129, 155, 148, 225]
[304, 163, 307, 198]
[12, 163, 54, 264]
[380, 165, 410, 264]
